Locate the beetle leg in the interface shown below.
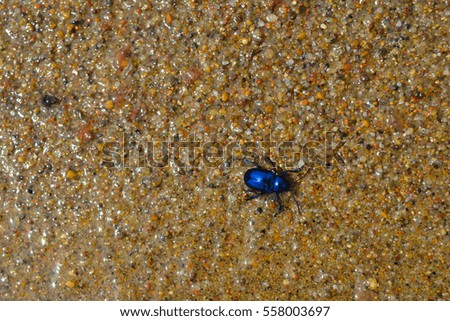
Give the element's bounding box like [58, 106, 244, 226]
[284, 166, 310, 180]
[264, 155, 277, 171]
[275, 192, 283, 213]
[245, 193, 262, 201]
[290, 192, 302, 214]
[243, 158, 262, 168]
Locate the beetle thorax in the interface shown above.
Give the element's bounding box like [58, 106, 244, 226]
[273, 176, 290, 192]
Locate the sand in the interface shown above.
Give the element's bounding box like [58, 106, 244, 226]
[0, 1, 448, 300]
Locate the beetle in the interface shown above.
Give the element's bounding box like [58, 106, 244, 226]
[244, 156, 309, 214]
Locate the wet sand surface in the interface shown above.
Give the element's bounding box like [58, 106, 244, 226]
[0, 1, 448, 300]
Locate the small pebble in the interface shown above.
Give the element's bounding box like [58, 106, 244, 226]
[404, 128, 414, 136]
[264, 49, 274, 59]
[266, 14, 278, 22]
[241, 38, 249, 45]
[41, 94, 58, 107]
[368, 278, 379, 290]
[165, 13, 173, 25]
[105, 100, 114, 109]
[264, 105, 273, 113]
[221, 92, 229, 102]
[66, 170, 77, 179]
[151, 176, 162, 188]
[298, 32, 307, 40]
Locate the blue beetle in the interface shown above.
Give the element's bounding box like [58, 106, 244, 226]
[244, 157, 309, 214]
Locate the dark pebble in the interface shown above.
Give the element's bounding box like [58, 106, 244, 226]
[42, 94, 58, 107]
